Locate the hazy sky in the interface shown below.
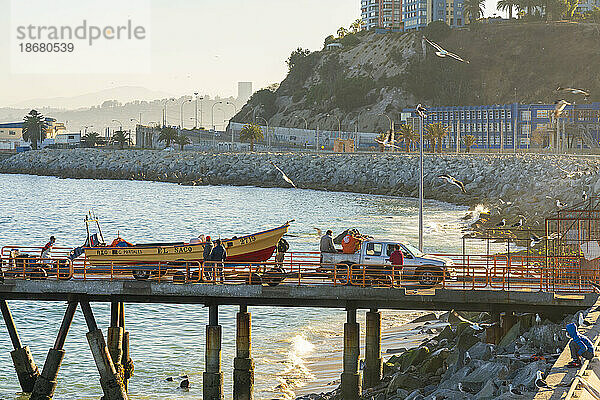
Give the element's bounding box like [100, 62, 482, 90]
[0, 0, 502, 106]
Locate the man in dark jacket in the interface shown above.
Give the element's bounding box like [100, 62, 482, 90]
[202, 236, 213, 280]
[566, 322, 595, 367]
[209, 239, 227, 283]
[320, 230, 337, 253]
[275, 238, 289, 267]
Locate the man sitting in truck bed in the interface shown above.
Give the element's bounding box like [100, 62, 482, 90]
[320, 230, 337, 253]
[342, 230, 363, 254]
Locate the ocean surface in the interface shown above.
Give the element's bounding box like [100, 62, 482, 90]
[0, 174, 477, 399]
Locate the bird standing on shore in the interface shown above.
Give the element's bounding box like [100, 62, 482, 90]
[496, 219, 506, 227]
[423, 37, 470, 63]
[535, 371, 549, 388]
[438, 174, 467, 193]
[269, 161, 297, 189]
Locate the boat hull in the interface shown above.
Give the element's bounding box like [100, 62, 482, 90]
[83, 223, 289, 265]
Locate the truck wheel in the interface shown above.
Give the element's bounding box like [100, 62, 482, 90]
[416, 266, 443, 287]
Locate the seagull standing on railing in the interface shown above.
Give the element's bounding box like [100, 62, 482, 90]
[423, 37, 470, 63]
[270, 161, 297, 189]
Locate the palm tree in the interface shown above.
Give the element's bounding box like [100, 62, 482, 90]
[424, 127, 436, 152]
[158, 127, 178, 148]
[464, 135, 476, 153]
[174, 133, 191, 150]
[22, 110, 46, 150]
[337, 27, 348, 38]
[350, 19, 362, 33]
[426, 123, 449, 153]
[395, 124, 417, 152]
[239, 124, 264, 151]
[497, 0, 516, 18]
[82, 131, 102, 148]
[111, 130, 131, 150]
[464, 0, 485, 22]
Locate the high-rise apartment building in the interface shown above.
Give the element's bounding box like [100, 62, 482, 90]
[361, 0, 403, 30]
[403, 0, 464, 30]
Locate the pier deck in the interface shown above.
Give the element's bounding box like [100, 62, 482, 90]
[0, 279, 596, 314]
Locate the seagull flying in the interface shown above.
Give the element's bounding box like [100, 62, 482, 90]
[496, 219, 506, 227]
[423, 37, 470, 63]
[554, 100, 572, 119]
[530, 234, 542, 248]
[557, 87, 590, 98]
[438, 174, 467, 193]
[314, 227, 322, 237]
[535, 371, 549, 388]
[269, 161, 297, 188]
[416, 104, 428, 118]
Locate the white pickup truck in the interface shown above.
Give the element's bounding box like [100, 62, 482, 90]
[320, 239, 453, 287]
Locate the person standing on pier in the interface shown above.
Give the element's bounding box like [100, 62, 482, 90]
[566, 323, 595, 367]
[320, 230, 337, 253]
[388, 245, 404, 282]
[275, 238, 289, 267]
[203, 236, 213, 280]
[41, 236, 56, 260]
[209, 239, 227, 283]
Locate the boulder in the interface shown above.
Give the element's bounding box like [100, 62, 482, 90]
[386, 372, 423, 394]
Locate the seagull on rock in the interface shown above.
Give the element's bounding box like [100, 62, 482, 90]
[270, 161, 297, 189]
[464, 351, 472, 365]
[556, 199, 567, 209]
[509, 383, 523, 395]
[511, 217, 526, 228]
[583, 191, 589, 202]
[535, 371, 549, 388]
[438, 174, 467, 193]
[496, 219, 507, 227]
[423, 37, 470, 63]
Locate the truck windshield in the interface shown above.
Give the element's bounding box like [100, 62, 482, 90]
[403, 244, 424, 258]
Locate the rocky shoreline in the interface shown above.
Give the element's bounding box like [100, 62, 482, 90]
[297, 310, 585, 400]
[1, 149, 599, 232]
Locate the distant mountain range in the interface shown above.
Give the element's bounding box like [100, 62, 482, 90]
[11, 86, 173, 110]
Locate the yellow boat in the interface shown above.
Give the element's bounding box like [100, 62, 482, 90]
[82, 219, 292, 265]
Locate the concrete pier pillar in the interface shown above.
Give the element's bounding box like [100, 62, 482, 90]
[204, 304, 223, 400]
[30, 301, 77, 400]
[119, 303, 133, 392]
[80, 301, 128, 400]
[363, 309, 382, 389]
[341, 308, 361, 400]
[107, 302, 124, 379]
[234, 305, 254, 400]
[0, 299, 39, 392]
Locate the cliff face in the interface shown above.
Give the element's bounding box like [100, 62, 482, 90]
[234, 22, 600, 134]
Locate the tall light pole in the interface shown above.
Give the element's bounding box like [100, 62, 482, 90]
[180, 98, 192, 129]
[326, 113, 341, 139]
[163, 98, 175, 127]
[226, 102, 237, 148]
[257, 116, 269, 148]
[415, 105, 427, 252]
[212, 101, 223, 131]
[111, 119, 123, 131]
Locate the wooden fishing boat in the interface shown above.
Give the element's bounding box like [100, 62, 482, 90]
[83, 221, 292, 265]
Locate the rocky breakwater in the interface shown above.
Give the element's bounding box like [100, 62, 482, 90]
[298, 310, 587, 400]
[1, 149, 600, 228]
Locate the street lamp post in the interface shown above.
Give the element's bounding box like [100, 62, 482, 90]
[212, 101, 223, 131]
[226, 102, 238, 149]
[162, 98, 175, 127]
[326, 113, 342, 139]
[418, 113, 424, 251]
[180, 99, 192, 129]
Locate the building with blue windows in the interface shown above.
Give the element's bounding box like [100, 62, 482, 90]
[402, 0, 464, 30]
[401, 103, 600, 151]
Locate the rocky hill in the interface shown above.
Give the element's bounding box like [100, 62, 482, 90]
[234, 22, 600, 133]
